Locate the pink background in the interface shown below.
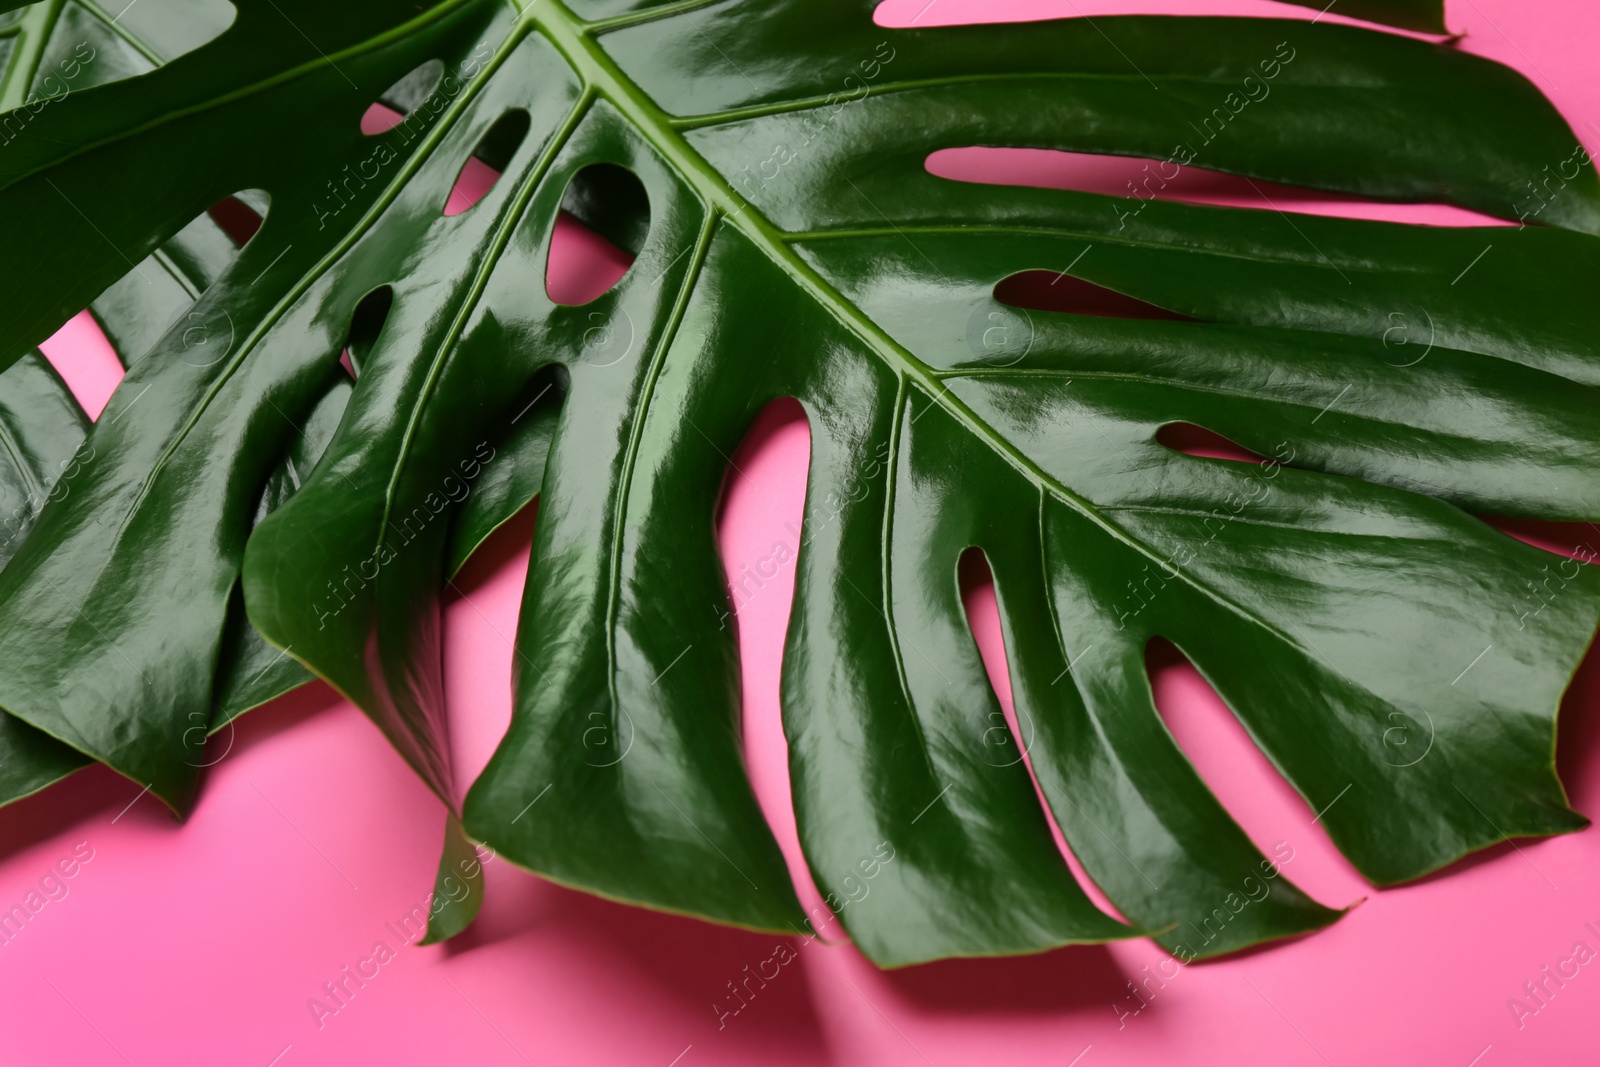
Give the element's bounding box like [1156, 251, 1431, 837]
[6, 1, 1600, 1063]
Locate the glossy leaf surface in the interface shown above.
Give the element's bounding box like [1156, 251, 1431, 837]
[0, 0, 1596, 965]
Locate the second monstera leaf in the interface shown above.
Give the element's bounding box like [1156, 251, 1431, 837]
[0, 0, 1596, 965]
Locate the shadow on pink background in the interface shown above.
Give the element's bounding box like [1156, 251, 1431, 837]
[6, 1, 1600, 1064]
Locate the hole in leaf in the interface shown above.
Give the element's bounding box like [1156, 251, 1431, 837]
[1556, 639, 1600, 812]
[994, 270, 1198, 322]
[1156, 423, 1266, 464]
[362, 59, 445, 135]
[715, 398, 829, 918]
[559, 163, 652, 258]
[959, 546, 1128, 922]
[38, 310, 123, 421]
[546, 165, 650, 305]
[206, 189, 268, 248]
[1146, 638, 1358, 901]
[341, 285, 394, 379]
[443, 110, 531, 217]
[718, 399, 807, 618]
[875, 0, 1309, 28]
[875, 0, 1449, 33]
[113, 0, 236, 62]
[443, 159, 499, 217]
[1478, 516, 1600, 562]
[361, 103, 405, 137]
[442, 493, 540, 792]
[929, 147, 1513, 228]
[546, 214, 636, 306]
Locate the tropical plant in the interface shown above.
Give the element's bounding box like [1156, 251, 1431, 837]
[1, 0, 1597, 966]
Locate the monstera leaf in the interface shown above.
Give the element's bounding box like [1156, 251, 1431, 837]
[1, 0, 1598, 965]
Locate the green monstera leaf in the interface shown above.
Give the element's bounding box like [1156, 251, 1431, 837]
[1, 0, 1598, 964]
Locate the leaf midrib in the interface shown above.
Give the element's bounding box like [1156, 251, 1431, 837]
[529, 0, 1320, 662]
